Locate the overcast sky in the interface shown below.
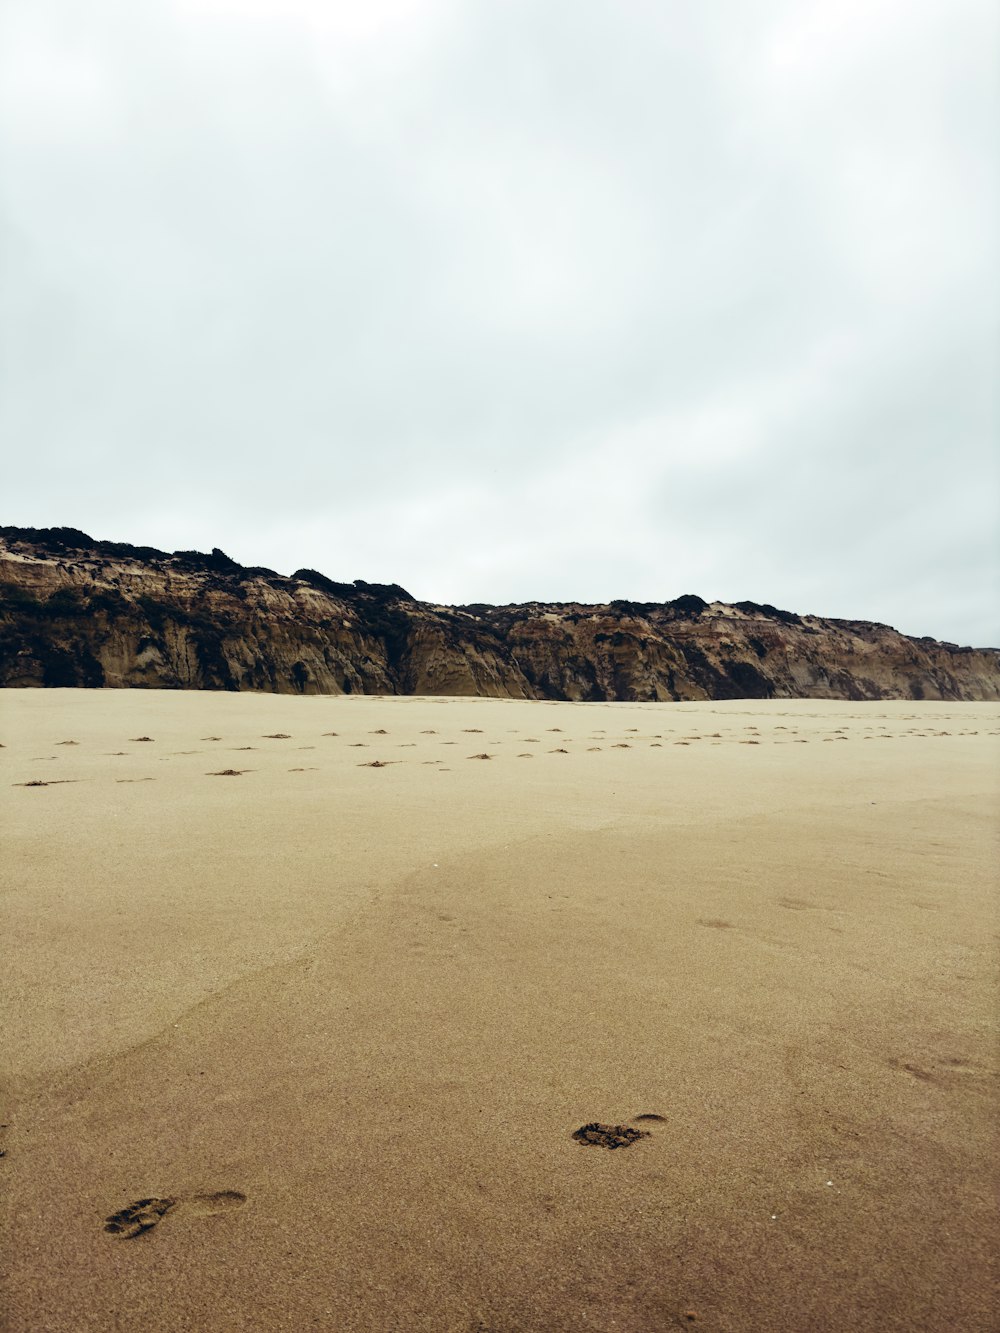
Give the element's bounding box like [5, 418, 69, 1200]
[2, 0, 997, 644]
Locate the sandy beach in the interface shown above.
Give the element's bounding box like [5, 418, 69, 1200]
[2, 689, 998, 1331]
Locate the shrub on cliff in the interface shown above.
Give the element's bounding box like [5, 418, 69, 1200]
[667, 594, 708, 618]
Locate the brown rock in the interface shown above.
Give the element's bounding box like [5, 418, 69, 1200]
[1, 528, 997, 701]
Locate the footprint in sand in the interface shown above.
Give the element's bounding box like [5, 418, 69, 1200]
[572, 1120, 658, 1149]
[887, 1054, 982, 1086]
[468, 752, 493, 760]
[56, 740, 79, 746]
[104, 1190, 246, 1239]
[130, 736, 155, 742]
[208, 769, 250, 776]
[201, 736, 223, 742]
[262, 733, 291, 739]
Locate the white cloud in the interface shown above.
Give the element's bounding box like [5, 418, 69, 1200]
[2, 0, 997, 643]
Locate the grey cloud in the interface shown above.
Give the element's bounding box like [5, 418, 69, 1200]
[2, 0, 996, 644]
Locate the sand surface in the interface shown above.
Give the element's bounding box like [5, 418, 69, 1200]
[2, 689, 998, 1332]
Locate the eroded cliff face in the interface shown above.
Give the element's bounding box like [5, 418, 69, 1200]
[1, 528, 997, 701]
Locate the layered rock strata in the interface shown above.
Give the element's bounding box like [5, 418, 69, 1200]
[2, 527, 997, 701]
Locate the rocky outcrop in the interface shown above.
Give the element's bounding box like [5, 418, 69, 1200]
[1, 527, 997, 701]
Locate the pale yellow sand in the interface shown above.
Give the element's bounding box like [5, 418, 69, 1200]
[2, 690, 998, 1331]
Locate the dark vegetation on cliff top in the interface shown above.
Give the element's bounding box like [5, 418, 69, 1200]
[0, 527, 415, 603]
[0, 525, 995, 699]
[2, 527, 805, 624]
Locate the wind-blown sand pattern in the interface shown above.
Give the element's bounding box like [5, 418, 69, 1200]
[2, 690, 998, 1331]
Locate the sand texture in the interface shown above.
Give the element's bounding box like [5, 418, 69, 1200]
[2, 690, 998, 1331]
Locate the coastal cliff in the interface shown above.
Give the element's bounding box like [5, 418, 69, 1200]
[2, 527, 997, 701]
